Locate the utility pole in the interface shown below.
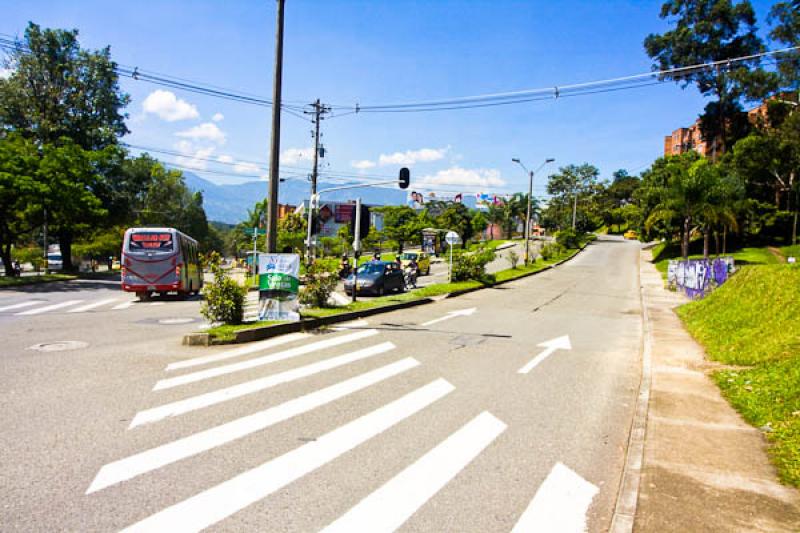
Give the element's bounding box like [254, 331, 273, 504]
[572, 190, 579, 230]
[265, 0, 285, 253]
[304, 99, 331, 262]
[512, 158, 554, 265]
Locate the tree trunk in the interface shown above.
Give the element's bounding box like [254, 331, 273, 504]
[723, 226, 728, 255]
[703, 227, 710, 259]
[398, 240, 404, 254]
[682, 216, 690, 260]
[58, 229, 75, 272]
[1, 242, 14, 277]
[714, 230, 720, 257]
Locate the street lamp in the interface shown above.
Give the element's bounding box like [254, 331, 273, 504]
[512, 157, 555, 265]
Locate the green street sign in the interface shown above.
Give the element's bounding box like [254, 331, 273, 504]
[244, 228, 267, 236]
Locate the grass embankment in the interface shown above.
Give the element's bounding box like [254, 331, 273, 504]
[0, 273, 77, 287]
[676, 265, 800, 486]
[650, 241, 781, 278]
[204, 321, 284, 343]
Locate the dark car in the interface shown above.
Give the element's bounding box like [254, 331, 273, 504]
[343, 260, 405, 296]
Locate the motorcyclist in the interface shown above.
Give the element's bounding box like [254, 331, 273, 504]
[339, 255, 352, 279]
[405, 257, 419, 289]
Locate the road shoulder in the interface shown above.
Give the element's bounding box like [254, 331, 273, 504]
[634, 249, 800, 532]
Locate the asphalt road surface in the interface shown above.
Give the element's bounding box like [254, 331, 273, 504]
[1, 235, 643, 532]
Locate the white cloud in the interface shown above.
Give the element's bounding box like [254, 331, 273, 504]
[217, 155, 234, 164]
[142, 89, 199, 122]
[173, 141, 215, 171]
[0, 67, 13, 80]
[234, 161, 260, 174]
[417, 167, 507, 188]
[175, 122, 226, 144]
[280, 147, 314, 165]
[212, 112, 224, 122]
[378, 147, 448, 166]
[351, 159, 376, 170]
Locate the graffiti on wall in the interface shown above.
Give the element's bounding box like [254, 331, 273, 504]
[667, 257, 735, 298]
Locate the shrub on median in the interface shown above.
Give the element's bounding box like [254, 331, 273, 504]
[300, 259, 339, 308]
[200, 251, 246, 325]
[452, 245, 496, 284]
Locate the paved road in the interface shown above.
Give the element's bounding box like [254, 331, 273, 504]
[1, 235, 643, 532]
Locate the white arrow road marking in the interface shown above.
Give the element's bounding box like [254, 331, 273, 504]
[16, 300, 83, 315]
[153, 329, 379, 390]
[112, 300, 135, 310]
[517, 335, 572, 374]
[322, 411, 506, 533]
[67, 298, 117, 313]
[130, 341, 396, 428]
[119, 379, 454, 533]
[511, 462, 598, 533]
[88, 357, 418, 494]
[166, 332, 311, 371]
[0, 301, 41, 312]
[420, 307, 476, 327]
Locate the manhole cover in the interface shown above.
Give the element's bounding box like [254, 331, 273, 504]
[158, 318, 196, 325]
[27, 341, 88, 352]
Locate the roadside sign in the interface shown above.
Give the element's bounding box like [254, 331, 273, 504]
[445, 231, 461, 245]
[244, 227, 267, 236]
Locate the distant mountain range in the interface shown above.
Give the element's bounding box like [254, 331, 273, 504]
[182, 171, 409, 224]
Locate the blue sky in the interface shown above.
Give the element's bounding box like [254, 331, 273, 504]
[1, 0, 783, 198]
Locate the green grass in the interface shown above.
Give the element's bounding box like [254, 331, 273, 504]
[466, 239, 512, 251]
[676, 264, 800, 486]
[206, 320, 285, 342]
[780, 244, 800, 260]
[0, 273, 77, 287]
[651, 240, 780, 277]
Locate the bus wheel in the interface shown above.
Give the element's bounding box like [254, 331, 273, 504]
[138, 291, 151, 302]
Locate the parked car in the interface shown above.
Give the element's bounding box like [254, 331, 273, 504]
[343, 260, 405, 296]
[398, 251, 431, 276]
[623, 229, 638, 240]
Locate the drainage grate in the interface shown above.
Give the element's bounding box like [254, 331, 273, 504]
[27, 341, 88, 352]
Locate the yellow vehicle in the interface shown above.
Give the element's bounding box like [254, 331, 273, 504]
[623, 229, 638, 240]
[399, 251, 431, 276]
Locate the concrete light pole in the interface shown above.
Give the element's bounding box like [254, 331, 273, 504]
[265, 0, 285, 253]
[512, 157, 554, 265]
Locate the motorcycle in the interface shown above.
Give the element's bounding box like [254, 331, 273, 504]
[403, 265, 418, 289]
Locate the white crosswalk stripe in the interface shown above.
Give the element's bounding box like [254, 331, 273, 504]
[87, 357, 419, 494]
[0, 300, 42, 312]
[16, 299, 83, 315]
[322, 411, 507, 533]
[130, 341, 396, 428]
[112, 300, 135, 310]
[153, 329, 379, 391]
[67, 298, 118, 313]
[166, 332, 311, 371]
[120, 379, 454, 533]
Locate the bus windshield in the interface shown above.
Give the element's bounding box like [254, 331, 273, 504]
[128, 232, 174, 252]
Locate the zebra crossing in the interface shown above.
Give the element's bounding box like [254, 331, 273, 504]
[88, 321, 600, 532]
[0, 296, 163, 316]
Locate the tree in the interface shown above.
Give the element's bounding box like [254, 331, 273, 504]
[0, 134, 44, 275]
[436, 203, 474, 245]
[470, 211, 489, 240]
[644, 0, 776, 157]
[0, 23, 129, 150]
[769, 1, 800, 92]
[545, 163, 601, 231]
[375, 205, 420, 253]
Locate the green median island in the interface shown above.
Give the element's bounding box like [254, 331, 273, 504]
[676, 265, 800, 487]
[0, 273, 76, 288]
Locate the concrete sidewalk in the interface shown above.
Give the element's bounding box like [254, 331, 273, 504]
[634, 250, 800, 532]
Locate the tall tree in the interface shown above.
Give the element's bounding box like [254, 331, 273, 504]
[0, 134, 44, 275]
[769, 0, 800, 93]
[0, 23, 129, 150]
[644, 0, 776, 156]
[545, 163, 601, 231]
[375, 205, 421, 253]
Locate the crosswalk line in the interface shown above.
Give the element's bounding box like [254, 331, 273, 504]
[67, 298, 118, 313]
[153, 329, 379, 391]
[511, 462, 599, 533]
[0, 301, 42, 313]
[120, 379, 454, 533]
[149, 302, 165, 306]
[130, 341, 396, 428]
[322, 411, 506, 533]
[88, 357, 420, 494]
[166, 332, 311, 371]
[16, 300, 83, 316]
[112, 300, 135, 310]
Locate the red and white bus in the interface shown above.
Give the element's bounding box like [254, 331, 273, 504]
[121, 227, 203, 300]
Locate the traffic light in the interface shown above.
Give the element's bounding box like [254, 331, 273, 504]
[309, 213, 319, 236]
[399, 167, 410, 189]
[349, 204, 370, 239]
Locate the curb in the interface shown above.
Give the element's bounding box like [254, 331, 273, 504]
[188, 239, 594, 346]
[609, 247, 652, 533]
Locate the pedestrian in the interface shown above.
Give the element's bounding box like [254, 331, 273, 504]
[107, 255, 114, 271]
